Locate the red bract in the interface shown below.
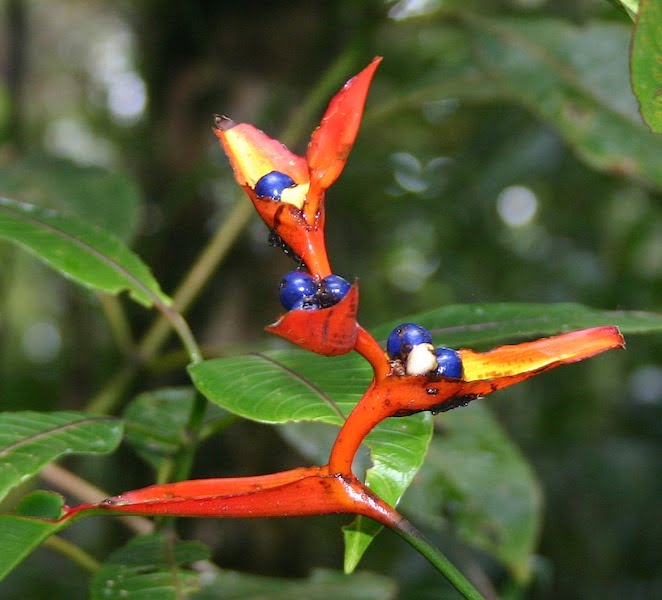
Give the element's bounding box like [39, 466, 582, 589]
[59, 466, 401, 530]
[329, 326, 625, 474]
[214, 57, 381, 278]
[266, 282, 360, 355]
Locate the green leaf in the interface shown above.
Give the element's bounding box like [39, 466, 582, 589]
[631, 0, 662, 132]
[193, 568, 397, 600]
[372, 302, 662, 349]
[189, 352, 432, 571]
[0, 154, 141, 240]
[0, 197, 170, 307]
[90, 534, 210, 600]
[0, 411, 123, 502]
[402, 403, 541, 583]
[0, 510, 68, 581]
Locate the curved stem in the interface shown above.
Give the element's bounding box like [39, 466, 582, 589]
[153, 300, 202, 364]
[328, 381, 383, 475]
[390, 517, 486, 600]
[354, 325, 389, 379]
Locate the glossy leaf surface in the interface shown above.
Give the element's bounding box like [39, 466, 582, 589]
[0, 411, 123, 502]
[90, 534, 210, 600]
[0, 197, 170, 307]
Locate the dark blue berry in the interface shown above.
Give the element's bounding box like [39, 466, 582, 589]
[254, 171, 296, 200]
[279, 271, 319, 311]
[433, 347, 463, 379]
[386, 323, 432, 360]
[318, 274, 351, 308]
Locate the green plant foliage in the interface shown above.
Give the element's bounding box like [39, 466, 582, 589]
[402, 403, 542, 582]
[0, 411, 123, 502]
[193, 568, 398, 600]
[0, 197, 170, 308]
[0, 154, 141, 240]
[376, 17, 662, 188]
[188, 351, 432, 570]
[90, 534, 210, 600]
[631, 0, 662, 132]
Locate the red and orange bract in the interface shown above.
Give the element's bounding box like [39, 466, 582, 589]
[53, 60, 624, 558]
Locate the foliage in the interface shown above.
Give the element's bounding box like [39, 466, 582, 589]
[0, 1, 660, 599]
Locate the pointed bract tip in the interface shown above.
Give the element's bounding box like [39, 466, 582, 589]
[213, 114, 237, 131]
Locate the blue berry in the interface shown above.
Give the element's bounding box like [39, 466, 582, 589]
[433, 347, 463, 379]
[279, 271, 319, 311]
[386, 323, 432, 360]
[318, 274, 351, 308]
[254, 171, 296, 200]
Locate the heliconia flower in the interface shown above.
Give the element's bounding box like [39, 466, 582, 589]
[214, 57, 382, 278]
[329, 325, 625, 474]
[59, 466, 401, 530]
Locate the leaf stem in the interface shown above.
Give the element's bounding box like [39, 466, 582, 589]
[390, 516, 486, 600]
[43, 535, 101, 574]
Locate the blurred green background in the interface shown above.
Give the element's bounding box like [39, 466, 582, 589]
[0, 0, 660, 598]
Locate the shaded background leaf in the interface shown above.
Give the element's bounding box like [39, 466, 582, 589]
[374, 17, 662, 187]
[193, 568, 397, 600]
[90, 534, 210, 600]
[401, 403, 542, 583]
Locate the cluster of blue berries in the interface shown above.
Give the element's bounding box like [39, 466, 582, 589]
[279, 271, 351, 311]
[254, 171, 296, 200]
[386, 323, 463, 379]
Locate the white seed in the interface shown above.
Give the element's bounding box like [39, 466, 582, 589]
[405, 343, 437, 376]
